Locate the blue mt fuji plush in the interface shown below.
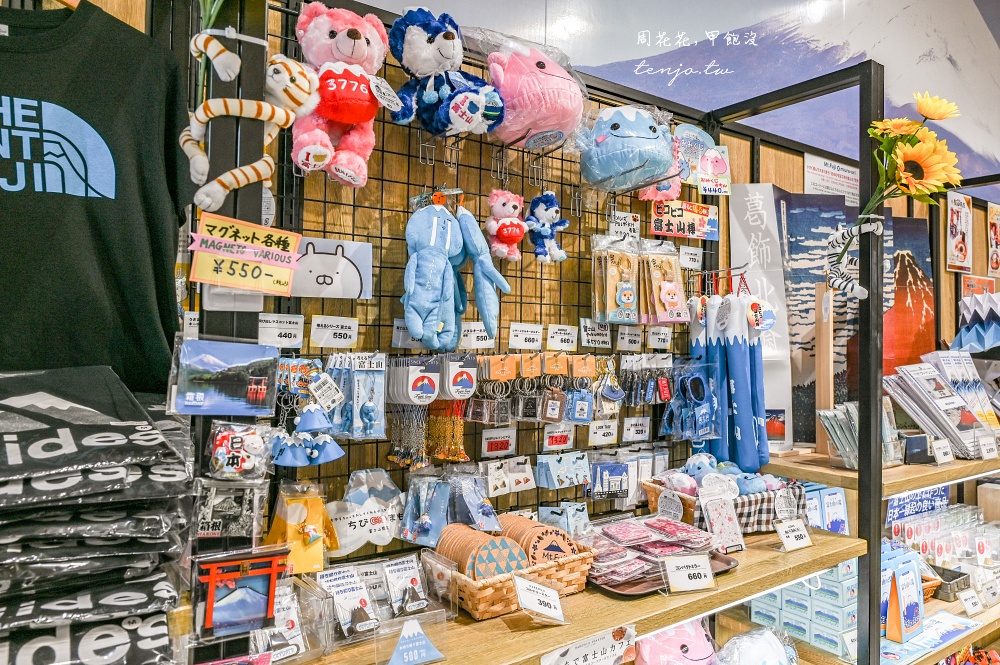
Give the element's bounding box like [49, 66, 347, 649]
[577, 105, 674, 192]
[388, 8, 505, 136]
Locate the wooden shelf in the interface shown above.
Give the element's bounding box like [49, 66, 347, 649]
[326, 531, 866, 665]
[762, 453, 1000, 497]
[719, 595, 1000, 665]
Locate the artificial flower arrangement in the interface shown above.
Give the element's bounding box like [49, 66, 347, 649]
[828, 92, 962, 296]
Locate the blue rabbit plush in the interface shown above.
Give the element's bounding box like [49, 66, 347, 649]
[388, 8, 505, 136]
[525, 191, 569, 263]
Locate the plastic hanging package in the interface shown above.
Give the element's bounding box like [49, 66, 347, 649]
[0, 553, 162, 599]
[0, 533, 183, 566]
[640, 238, 689, 324]
[207, 421, 275, 480]
[195, 479, 267, 551]
[591, 235, 640, 324]
[576, 104, 675, 193]
[716, 626, 799, 665]
[464, 27, 587, 150]
[0, 499, 179, 541]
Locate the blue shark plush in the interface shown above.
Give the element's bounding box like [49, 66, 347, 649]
[577, 105, 674, 192]
[389, 8, 505, 136]
[403, 204, 510, 351]
[525, 191, 569, 263]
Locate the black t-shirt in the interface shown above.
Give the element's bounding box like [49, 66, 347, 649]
[0, 1, 194, 392]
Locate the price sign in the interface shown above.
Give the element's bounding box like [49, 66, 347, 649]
[843, 630, 858, 661]
[622, 417, 651, 443]
[392, 318, 427, 350]
[183, 311, 200, 340]
[609, 210, 641, 241]
[310, 315, 359, 348]
[679, 245, 703, 270]
[310, 372, 345, 412]
[984, 579, 1000, 607]
[580, 318, 612, 348]
[648, 326, 673, 349]
[481, 428, 516, 458]
[459, 321, 495, 350]
[546, 325, 579, 351]
[513, 576, 565, 623]
[981, 437, 999, 460]
[588, 420, 618, 446]
[662, 554, 717, 593]
[616, 325, 642, 351]
[776, 519, 813, 551]
[959, 588, 985, 616]
[509, 323, 543, 350]
[543, 423, 575, 451]
[258, 313, 304, 348]
[931, 439, 955, 465]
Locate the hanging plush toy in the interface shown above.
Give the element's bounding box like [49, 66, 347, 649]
[638, 133, 684, 201]
[403, 203, 511, 351]
[525, 191, 569, 263]
[180, 40, 319, 212]
[484, 190, 527, 261]
[577, 105, 674, 193]
[388, 8, 505, 136]
[292, 3, 391, 186]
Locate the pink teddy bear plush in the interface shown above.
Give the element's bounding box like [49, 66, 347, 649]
[484, 189, 527, 262]
[293, 3, 389, 187]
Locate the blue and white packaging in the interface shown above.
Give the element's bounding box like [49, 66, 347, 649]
[820, 487, 849, 534]
[810, 624, 849, 657]
[811, 598, 858, 631]
[813, 576, 859, 607]
[780, 615, 810, 642]
[749, 601, 781, 627]
[754, 589, 781, 608]
[781, 590, 811, 619]
[821, 558, 858, 582]
[805, 491, 823, 528]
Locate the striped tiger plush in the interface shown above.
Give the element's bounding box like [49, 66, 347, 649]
[180, 37, 319, 213]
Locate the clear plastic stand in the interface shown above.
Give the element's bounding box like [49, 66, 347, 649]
[657, 553, 717, 596]
[513, 575, 569, 626]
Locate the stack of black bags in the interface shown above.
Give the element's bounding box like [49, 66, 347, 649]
[0, 366, 192, 664]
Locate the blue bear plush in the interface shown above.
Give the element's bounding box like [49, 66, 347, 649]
[734, 473, 767, 495]
[680, 452, 717, 486]
[577, 105, 674, 192]
[388, 8, 505, 136]
[525, 191, 569, 263]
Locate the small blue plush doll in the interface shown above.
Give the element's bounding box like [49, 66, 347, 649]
[716, 461, 743, 476]
[734, 473, 767, 495]
[577, 105, 674, 192]
[680, 452, 717, 486]
[388, 8, 505, 136]
[525, 191, 569, 263]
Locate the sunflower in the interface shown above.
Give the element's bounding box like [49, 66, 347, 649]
[894, 135, 960, 195]
[914, 92, 960, 120]
[872, 117, 922, 136]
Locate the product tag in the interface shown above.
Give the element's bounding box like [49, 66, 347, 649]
[258, 313, 304, 348]
[183, 311, 200, 340]
[459, 321, 495, 349]
[984, 579, 1000, 607]
[616, 325, 642, 351]
[588, 420, 618, 446]
[776, 519, 813, 551]
[392, 318, 427, 350]
[543, 423, 575, 451]
[931, 439, 955, 465]
[481, 427, 516, 458]
[622, 417, 650, 442]
[662, 554, 716, 593]
[546, 325, 579, 351]
[311, 315, 358, 348]
[609, 210, 640, 241]
[580, 318, 612, 348]
[513, 576, 565, 623]
[981, 437, 999, 460]
[509, 323, 543, 350]
[487, 355, 518, 380]
[844, 630, 859, 661]
[959, 588, 984, 616]
[647, 326, 673, 349]
[657, 488, 684, 521]
[519, 354, 542, 378]
[367, 74, 403, 111]
[679, 246, 703, 270]
[310, 372, 345, 412]
[774, 488, 798, 521]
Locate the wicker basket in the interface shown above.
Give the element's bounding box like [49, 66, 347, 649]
[641, 480, 697, 523]
[641, 479, 807, 534]
[922, 575, 942, 603]
[453, 545, 594, 620]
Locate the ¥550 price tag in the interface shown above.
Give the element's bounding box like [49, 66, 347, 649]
[775, 519, 813, 552]
[663, 554, 716, 593]
[513, 575, 565, 623]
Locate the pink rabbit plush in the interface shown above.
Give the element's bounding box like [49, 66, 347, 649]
[484, 189, 527, 261]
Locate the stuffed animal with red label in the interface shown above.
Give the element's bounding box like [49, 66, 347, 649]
[292, 3, 389, 187]
[484, 189, 527, 262]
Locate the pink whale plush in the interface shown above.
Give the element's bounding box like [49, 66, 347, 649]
[487, 44, 585, 149]
[637, 620, 719, 665]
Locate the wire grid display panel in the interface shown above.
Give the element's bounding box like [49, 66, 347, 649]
[267, 0, 697, 560]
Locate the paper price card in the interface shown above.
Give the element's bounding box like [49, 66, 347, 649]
[648, 326, 673, 349]
[662, 554, 716, 593]
[616, 325, 642, 351]
[843, 630, 858, 661]
[580, 318, 612, 348]
[258, 313, 304, 348]
[392, 319, 427, 350]
[546, 325, 579, 351]
[609, 210, 640, 241]
[509, 323, 543, 350]
[959, 588, 984, 617]
[513, 575, 565, 624]
[984, 579, 1000, 607]
[310, 316, 359, 348]
[775, 519, 813, 552]
[459, 321, 495, 350]
[482, 428, 516, 458]
[189, 212, 301, 296]
[981, 436, 999, 460]
[543, 423, 575, 451]
[588, 420, 618, 446]
[622, 417, 651, 443]
[183, 311, 200, 340]
[679, 245, 704, 270]
[931, 439, 955, 465]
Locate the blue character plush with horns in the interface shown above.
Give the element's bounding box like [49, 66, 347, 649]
[577, 105, 674, 192]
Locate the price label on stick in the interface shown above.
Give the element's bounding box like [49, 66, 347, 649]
[546, 325, 578, 351]
[776, 519, 813, 551]
[543, 423, 574, 451]
[392, 318, 427, 350]
[931, 439, 955, 465]
[622, 417, 651, 443]
[513, 575, 565, 623]
[509, 323, 543, 350]
[663, 554, 716, 593]
[258, 313, 304, 348]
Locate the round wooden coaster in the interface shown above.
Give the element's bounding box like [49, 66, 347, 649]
[521, 527, 577, 565]
[469, 536, 528, 579]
